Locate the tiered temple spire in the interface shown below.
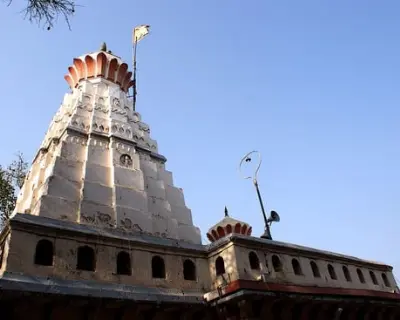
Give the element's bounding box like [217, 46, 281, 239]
[14, 45, 201, 244]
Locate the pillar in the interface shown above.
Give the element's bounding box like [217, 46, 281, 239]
[259, 299, 276, 319]
[217, 305, 236, 320]
[298, 303, 313, 320]
[346, 306, 360, 320]
[279, 301, 294, 320]
[376, 309, 388, 320]
[355, 306, 369, 320]
[238, 299, 256, 320]
[364, 307, 379, 320]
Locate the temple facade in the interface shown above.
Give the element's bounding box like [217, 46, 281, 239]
[0, 44, 399, 319]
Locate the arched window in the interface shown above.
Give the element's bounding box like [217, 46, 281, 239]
[357, 268, 365, 283]
[249, 251, 260, 270]
[328, 264, 337, 280]
[382, 273, 390, 287]
[116, 251, 131, 275]
[370, 271, 378, 285]
[272, 255, 283, 272]
[215, 256, 225, 276]
[292, 259, 302, 275]
[152, 256, 165, 279]
[342, 266, 351, 282]
[76, 246, 96, 271]
[183, 259, 196, 281]
[310, 261, 320, 278]
[34, 239, 54, 266]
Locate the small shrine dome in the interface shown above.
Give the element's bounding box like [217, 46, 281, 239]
[206, 207, 252, 243]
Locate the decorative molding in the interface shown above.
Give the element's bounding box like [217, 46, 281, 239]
[89, 137, 109, 149]
[64, 51, 133, 92]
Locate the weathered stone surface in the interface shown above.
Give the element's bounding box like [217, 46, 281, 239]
[13, 48, 200, 244]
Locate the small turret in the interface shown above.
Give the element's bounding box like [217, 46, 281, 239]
[206, 207, 252, 242]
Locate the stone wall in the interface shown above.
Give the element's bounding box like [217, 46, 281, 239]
[3, 216, 398, 296]
[208, 241, 397, 293]
[4, 227, 211, 291]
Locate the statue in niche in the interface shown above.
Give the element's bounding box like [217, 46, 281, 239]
[113, 98, 121, 108]
[120, 154, 132, 167]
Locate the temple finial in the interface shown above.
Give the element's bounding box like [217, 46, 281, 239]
[100, 42, 107, 52]
[224, 206, 229, 217]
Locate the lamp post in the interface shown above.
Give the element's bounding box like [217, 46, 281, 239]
[239, 151, 280, 240]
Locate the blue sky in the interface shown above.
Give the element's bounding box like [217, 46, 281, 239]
[1, 1, 399, 278]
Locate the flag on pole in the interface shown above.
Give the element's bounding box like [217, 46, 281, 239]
[133, 25, 150, 43]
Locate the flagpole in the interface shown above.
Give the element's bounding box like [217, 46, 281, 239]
[132, 33, 138, 112]
[131, 25, 150, 112]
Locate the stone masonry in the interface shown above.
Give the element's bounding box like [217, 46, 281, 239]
[13, 46, 201, 244]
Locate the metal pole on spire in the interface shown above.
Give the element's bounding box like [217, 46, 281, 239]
[132, 24, 151, 112]
[132, 40, 137, 112]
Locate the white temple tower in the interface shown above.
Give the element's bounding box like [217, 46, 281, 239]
[14, 44, 201, 244]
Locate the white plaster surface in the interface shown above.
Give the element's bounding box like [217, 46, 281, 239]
[14, 51, 201, 244]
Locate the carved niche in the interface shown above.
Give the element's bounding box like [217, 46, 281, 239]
[120, 154, 133, 167]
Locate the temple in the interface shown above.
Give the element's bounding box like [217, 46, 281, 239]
[0, 44, 399, 319]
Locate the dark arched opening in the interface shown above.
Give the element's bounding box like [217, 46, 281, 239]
[343, 266, 352, 282]
[328, 264, 337, 280]
[357, 268, 365, 283]
[183, 259, 196, 281]
[215, 256, 225, 276]
[152, 255, 165, 279]
[310, 261, 320, 278]
[272, 255, 283, 272]
[116, 251, 131, 275]
[248, 251, 260, 270]
[382, 273, 390, 287]
[76, 245, 96, 271]
[370, 271, 378, 285]
[292, 258, 302, 275]
[34, 239, 54, 266]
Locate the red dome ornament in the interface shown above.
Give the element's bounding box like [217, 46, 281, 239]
[206, 207, 252, 243]
[64, 43, 134, 93]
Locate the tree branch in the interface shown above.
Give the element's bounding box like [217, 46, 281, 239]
[5, 0, 77, 30]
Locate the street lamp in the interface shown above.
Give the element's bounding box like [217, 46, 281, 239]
[239, 151, 280, 240]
